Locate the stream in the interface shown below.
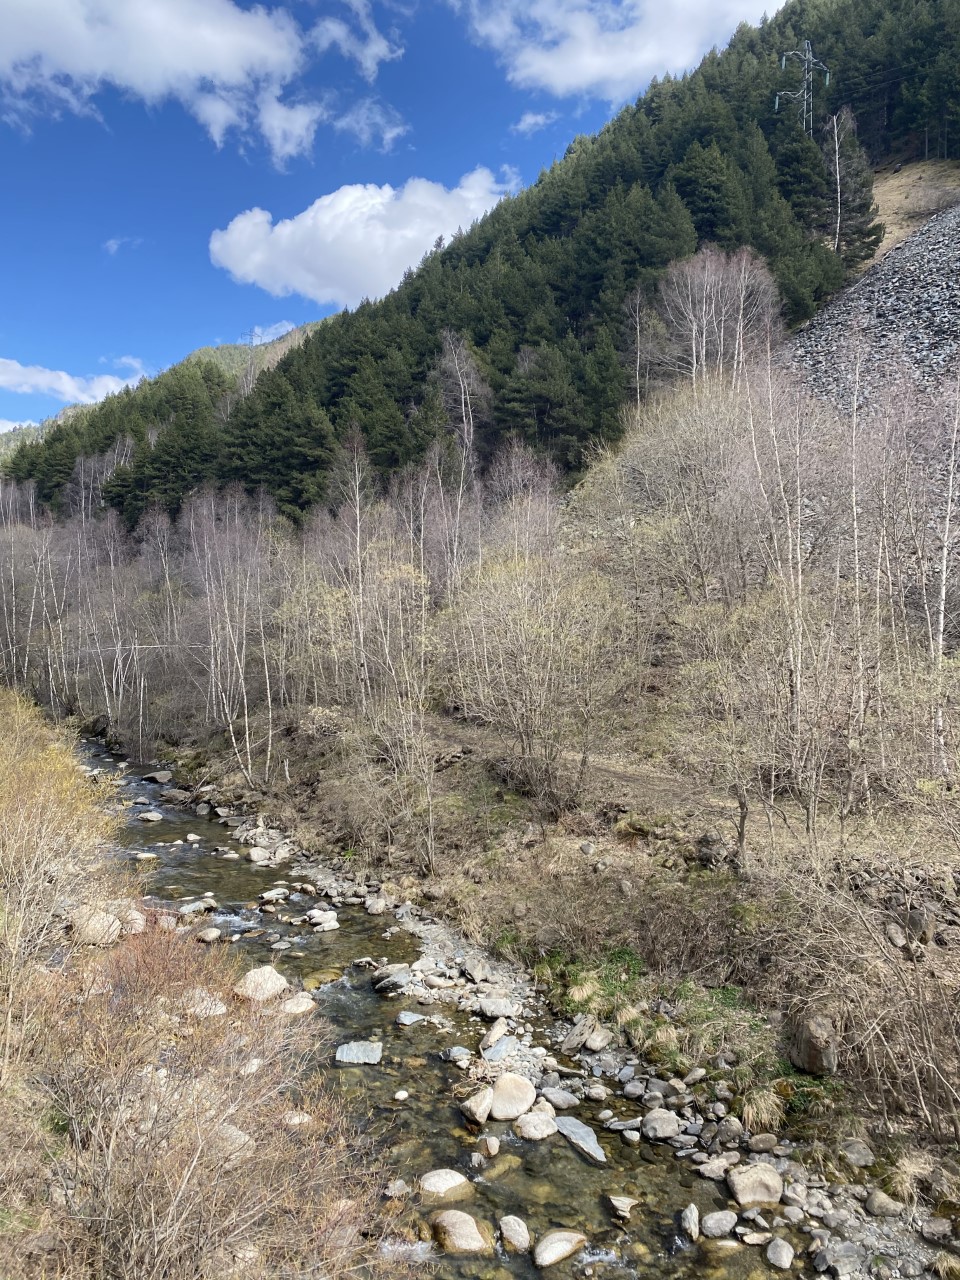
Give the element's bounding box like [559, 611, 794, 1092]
[86, 740, 786, 1280]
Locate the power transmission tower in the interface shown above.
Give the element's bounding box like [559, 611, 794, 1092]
[240, 327, 260, 348]
[775, 40, 829, 137]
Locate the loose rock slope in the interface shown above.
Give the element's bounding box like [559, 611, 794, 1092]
[785, 204, 960, 407]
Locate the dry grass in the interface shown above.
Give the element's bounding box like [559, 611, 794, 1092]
[0, 692, 405, 1280]
[0, 691, 117, 1080]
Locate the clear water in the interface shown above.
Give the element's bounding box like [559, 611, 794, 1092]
[87, 744, 774, 1280]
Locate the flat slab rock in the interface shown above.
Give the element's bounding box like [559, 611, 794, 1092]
[335, 1040, 383, 1065]
[554, 1115, 606, 1165]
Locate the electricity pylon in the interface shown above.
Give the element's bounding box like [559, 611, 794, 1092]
[775, 40, 830, 137]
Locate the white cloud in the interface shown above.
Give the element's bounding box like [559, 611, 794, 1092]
[210, 167, 516, 308]
[244, 321, 296, 345]
[0, 418, 38, 433]
[103, 235, 143, 255]
[313, 0, 404, 82]
[0, 356, 144, 404]
[511, 109, 559, 134]
[0, 0, 403, 163]
[335, 97, 408, 149]
[450, 0, 773, 101]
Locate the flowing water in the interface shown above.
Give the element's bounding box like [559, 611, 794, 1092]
[87, 742, 772, 1280]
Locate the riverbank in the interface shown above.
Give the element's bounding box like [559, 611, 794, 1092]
[0, 694, 401, 1280]
[106, 730, 960, 1279]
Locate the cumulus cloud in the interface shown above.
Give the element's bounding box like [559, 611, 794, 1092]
[450, 0, 772, 101]
[1, 0, 403, 162]
[511, 109, 559, 134]
[210, 167, 516, 308]
[0, 356, 144, 404]
[0, 418, 38, 433]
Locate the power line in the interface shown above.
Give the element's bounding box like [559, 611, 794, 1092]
[776, 40, 830, 136]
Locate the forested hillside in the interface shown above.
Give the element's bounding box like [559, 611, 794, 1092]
[7, 0, 959, 523]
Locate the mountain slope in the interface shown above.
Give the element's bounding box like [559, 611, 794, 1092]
[7, 0, 959, 524]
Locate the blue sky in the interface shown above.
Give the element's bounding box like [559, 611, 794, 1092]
[0, 0, 772, 429]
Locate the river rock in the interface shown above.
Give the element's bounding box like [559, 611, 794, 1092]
[480, 1016, 509, 1049]
[767, 1238, 795, 1269]
[540, 1087, 579, 1110]
[179, 986, 227, 1018]
[514, 1112, 558, 1140]
[335, 1040, 383, 1065]
[431, 1210, 494, 1256]
[555, 1115, 606, 1164]
[234, 965, 289, 1002]
[864, 1189, 903, 1218]
[461, 1087, 493, 1125]
[681, 1203, 700, 1240]
[490, 1073, 536, 1121]
[533, 1230, 587, 1268]
[280, 992, 315, 1015]
[396, 1011, 425, 1027]
[607, 1195, 639, 1222]
[463, 956, 492, 984]
[727, 1163, 784, 1207]
[788, 1011, 839, 1076]
[196, 926, 222, 944]
[840, 1138, 875, 1168]
[209, 1122, 254, 1161]
[499, 1215, 530, 1253]
[483, 1036, 519, 1064]
[139, 810, 163, 822]
[70, 906, 121, 946]
[143, 770, 173, 784]
[701, 1211, 738, 1238]
[419, 1169, 472, 1202]
[641, 1107, 680, 1140]
[748, 1133, 779, 1153]
[479, 997, 518, 1020]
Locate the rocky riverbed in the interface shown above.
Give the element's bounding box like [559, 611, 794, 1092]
[784, 203, 960, 409]
[77, 743, 959, 1280]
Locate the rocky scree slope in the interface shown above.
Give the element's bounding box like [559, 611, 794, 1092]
[785, 204, 960, 408]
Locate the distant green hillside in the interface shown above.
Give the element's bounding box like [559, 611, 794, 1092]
[0, 423, 45, 461]
[8, 0, 958, 523]
[3, 322, 321, 520]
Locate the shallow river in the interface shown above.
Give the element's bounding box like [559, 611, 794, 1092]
[88, 742, 770, 1280]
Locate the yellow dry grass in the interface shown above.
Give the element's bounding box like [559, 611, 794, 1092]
[871, 159, 960, 261]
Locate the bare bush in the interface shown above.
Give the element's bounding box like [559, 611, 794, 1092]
[34, 928, 396, 1280]
[0, 692, 115, 1081]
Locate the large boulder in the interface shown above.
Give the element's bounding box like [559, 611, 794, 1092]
[490, 1073, 536, 1121]
[234, 965, 290, 1003]
[788, 1011, 839, 1076]
[727, 1163, 784, 1207]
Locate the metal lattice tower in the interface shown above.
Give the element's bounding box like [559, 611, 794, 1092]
[775, 40, 829, 136]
